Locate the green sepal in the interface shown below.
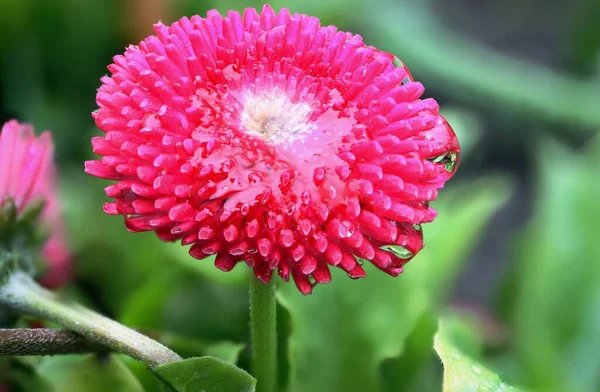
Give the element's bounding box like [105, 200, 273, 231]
[0, 197, 46, 281]
[0, 197, 17, 227]
[18, 199, 45, 226]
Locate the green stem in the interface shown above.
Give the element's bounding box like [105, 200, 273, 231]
[249, 276, 277, 392]
[0, 272, 182, 368]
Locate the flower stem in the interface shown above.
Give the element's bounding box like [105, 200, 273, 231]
[0, 272, 182, 368]
[249, 276, 277, 392]
[0, 328, 104, 356]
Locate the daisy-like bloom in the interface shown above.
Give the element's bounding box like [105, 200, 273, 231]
[86, 6, 459, 294]
[0, 120, 72, 288]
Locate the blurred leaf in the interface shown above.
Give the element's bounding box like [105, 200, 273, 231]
[122, 357, 165, 392]
[0, 0, 34, 30]
[436, 313, 485, 359]
[435, 318, 522, 392]
[161, 277, 249, 343]
[440, 107, 482, 157]
[119, 270, 185, 329]
[0, 2, 44, 123]
[169, 245, 249, 286]
[182, 0, 352, 30]
[119, 273, 250, 345]
[36, 354, 145, 392]
[276, 302, 292, 391]
[0, 0, 118, 162]
[119, 268, 248, 363]
[63, 172, 251, 339]
[411, 177, 513, 298]
[279, 268, 429, 392]
[153, 357, 256, 392]
[62, 172, 176, 314]
[565, 286, 600, 392]
[201, 342, 245, 365]
[8, 360, 53, 392]
[279, 177, 512, 392]
[510, 136, 600, 392]
[363, 1, 600, 130]
[380, 311, 439, 392]
[568, 0, 600, 76]
[159, 333, 244, 363]
[382, 177, 512, 392]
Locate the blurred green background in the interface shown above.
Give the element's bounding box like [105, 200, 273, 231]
[1, 0, 599, 391]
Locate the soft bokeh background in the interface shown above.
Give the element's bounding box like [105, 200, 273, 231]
[1, 0, 598, 391]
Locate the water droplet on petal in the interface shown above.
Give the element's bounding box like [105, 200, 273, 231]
[428, 151, 458, 173]
[379, 244, 413, 259]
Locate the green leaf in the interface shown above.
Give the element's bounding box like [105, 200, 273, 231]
[508, 136, 600, 392]
[153, 357, 256, 392]
[435, 318, 523, 392]
[122, 341, 244, 392]
[36, 354, 145, 392]
[278, 177, 512, 392]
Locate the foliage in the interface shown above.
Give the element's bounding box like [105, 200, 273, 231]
[506, 137, 600, 392]
[153, 357, 256, 392]
[11, 354, 145, 392]
[435, 316, 523, 392]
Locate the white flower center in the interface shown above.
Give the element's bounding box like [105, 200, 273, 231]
[240, 89, 315, 144]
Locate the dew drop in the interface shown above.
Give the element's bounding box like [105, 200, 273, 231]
[379, 245, 413, 259]
[428, 151, 458, 173]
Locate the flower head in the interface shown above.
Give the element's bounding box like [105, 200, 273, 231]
[0, 120, 72, 287]
[86, 6, 459, 294]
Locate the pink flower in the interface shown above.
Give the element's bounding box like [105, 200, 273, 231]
[86, 6, 459, 294]
[0, 120, 72, 287]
